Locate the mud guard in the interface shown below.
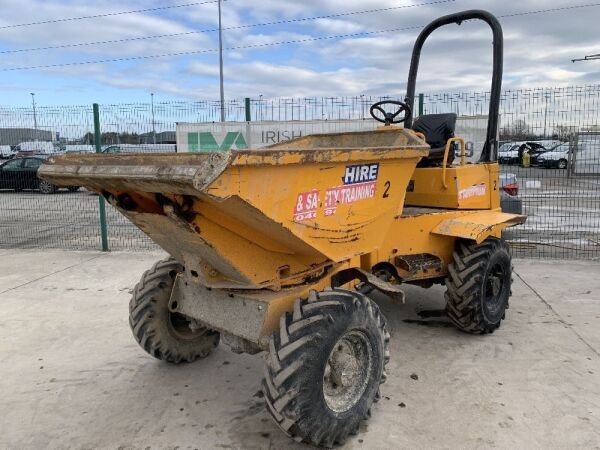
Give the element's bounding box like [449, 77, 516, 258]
[431, 210, 526, 244]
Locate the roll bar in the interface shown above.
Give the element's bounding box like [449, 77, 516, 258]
[404, 10, 503, 162]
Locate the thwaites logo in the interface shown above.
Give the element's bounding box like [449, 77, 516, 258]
[342, 163, 379, 185]
[458, 183, 486, 200]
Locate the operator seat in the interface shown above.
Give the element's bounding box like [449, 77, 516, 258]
[412, 113, 457, 167]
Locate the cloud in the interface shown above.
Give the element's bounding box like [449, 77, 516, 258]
[309, 18, 365, 34]
[0, 0, 599, 104]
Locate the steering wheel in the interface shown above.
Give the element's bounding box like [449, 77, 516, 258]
[369, 100, 412, 125]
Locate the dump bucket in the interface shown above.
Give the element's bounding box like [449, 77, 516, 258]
[40, 128, 429, 290]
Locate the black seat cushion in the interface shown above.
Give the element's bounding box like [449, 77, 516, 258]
[412, 113, 457, 165]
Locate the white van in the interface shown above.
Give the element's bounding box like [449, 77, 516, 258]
[0, 145, 14, 158]
[574, 139, 600, 174]
[16, 141, 56, 154]
[64, 144, 95, 154]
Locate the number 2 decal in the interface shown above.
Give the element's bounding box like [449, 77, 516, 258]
[383, 181, 391, 198]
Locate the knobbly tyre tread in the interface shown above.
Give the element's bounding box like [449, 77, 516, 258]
[445, 237, 512, 334]
[129, 257, 219, 363]
[262, 288, 390, 448]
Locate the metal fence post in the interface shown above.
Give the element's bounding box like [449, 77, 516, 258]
[93, 103, 109, 251]
[418, 93, 424, 117]
[567, 132, 578, 179]
[245, 97, 251, 122]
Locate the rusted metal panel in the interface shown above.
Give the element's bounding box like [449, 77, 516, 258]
[39, 152, 232, 194]
[394, 253, 443, 280]
[39, 128, 430, 290]
[169, 266, 348, 346]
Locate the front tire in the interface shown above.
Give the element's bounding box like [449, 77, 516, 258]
[38, 180, 57, 194]
[262, 289, 389, 448]
[129, 258, 220, 363]
[445, 238, 512, 334]
[557, 159, 567, 169]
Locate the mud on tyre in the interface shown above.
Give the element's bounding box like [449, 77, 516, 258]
[129, 257, 220, 363]
[262, 288, 389, 448]
[445, 237, 512, 334]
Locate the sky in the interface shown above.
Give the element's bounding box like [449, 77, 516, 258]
[0, 0, 599, 106]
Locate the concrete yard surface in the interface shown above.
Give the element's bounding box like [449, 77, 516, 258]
[0, 250, 599, 449]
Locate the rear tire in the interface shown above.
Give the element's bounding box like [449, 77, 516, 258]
[445, 238, 512, 334]
[557, 159, 567, 169]
[262, 289, 389, 448]
[129, 258, 220, 363]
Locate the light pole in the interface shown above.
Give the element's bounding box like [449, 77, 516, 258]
[218, 0, 225, 122]
[360, 94, 365, 120]
[151, 92, 156, 144]
[543, 91, 550, 139]
[30, 93, 38, 131]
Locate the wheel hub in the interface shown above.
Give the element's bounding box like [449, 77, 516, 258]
[328, 344, 360, 387]
[323, 330, 373, 413]
[168, 311, 209, 340]
[483, 261, 508, 318]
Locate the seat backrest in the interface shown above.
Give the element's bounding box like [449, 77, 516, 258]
[412, 113, 457, 151]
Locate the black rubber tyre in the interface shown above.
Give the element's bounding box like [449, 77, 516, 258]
[129, 258, 220, 363]
[445, 238, 512, 334]
[67, 186, 80, 192]
[557, 159, 568, 170]
[38, 180, 57, 194]
[262, 288, 389, 448]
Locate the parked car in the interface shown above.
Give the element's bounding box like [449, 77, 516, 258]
[64, 144, 95, 154]
[102, 145, 122, 154]
[498, 144, 519, 164]
[536, 143, 571, 169]
[0, 145, 15, 159]
[0, 156, 80, 194]
[528, 146, 553, 166]
[498, 141, 550, 165]
[101, 144, 177, 154]
[14, 141, 57, 159]
[499, 172, 522, 214]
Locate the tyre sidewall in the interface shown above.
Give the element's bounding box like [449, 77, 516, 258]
[145, 275, 217, 356]
[289, 300, 384, 432]
[479, 246, 511, 326]
[130, 260, 219, 362]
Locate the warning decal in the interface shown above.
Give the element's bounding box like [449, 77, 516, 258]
[293, 190, 319, 222]
[324, 182, 377, 216]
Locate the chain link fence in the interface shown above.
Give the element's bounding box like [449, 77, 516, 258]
[0, 85, 599, 258]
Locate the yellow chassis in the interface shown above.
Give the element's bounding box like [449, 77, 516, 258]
[39, 127, 525, 349]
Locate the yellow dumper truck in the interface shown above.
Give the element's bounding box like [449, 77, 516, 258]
[40, 10, 525, 448]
